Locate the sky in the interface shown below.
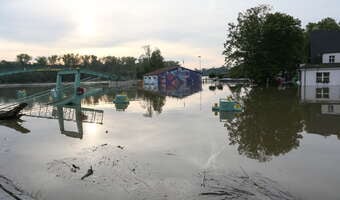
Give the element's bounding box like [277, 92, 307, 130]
[0, 0, 339, 69]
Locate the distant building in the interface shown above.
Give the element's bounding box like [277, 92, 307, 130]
[143, 66, 202, 98]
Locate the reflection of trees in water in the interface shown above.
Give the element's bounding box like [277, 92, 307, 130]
[225, 88, 303, 162]
[138, 90, 166, 117]
[79, 89, 166, 118]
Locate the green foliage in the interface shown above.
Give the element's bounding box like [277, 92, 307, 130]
[35, 56, 48, 66]
[61, 53, 81, 67]
[16, 54, 32, 65]
[223, 5, 305, 84]
[0, 46, 178, 83]
[48, 55, 58, 65]
[150, 49, 164, 71]
[306, 17, 340, 33]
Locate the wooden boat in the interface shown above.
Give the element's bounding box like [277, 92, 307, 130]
[0, 103, 28, 120]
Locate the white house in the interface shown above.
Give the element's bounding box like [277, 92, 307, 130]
[322, 52, 340, 64]
[300, 64, 340, 86]
[300, 31, 340, 105]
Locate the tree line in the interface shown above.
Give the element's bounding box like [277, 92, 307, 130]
[0, 45, 180, 83]
[224, 5, 340, 85]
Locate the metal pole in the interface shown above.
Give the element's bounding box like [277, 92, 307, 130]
[198, 56, 202, 71]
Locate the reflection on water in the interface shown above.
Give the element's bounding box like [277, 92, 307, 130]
[1, 83, 340, 199]
[219, 88, 304, 162]
[211, 85, 340, 162]
[0, 119, 30, 134]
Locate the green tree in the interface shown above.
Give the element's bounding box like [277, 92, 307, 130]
[16, 54, 32, 65]
[35, 56, 48, 66]
[61, 53, 81, 67]
[150, 49, 164, 70]
[164, 60, 180, 67]
[48, 55, 58, 65]
[306, 17, 340, 33]
[223, 5, 304, 84]
[81, 55, 91, 67]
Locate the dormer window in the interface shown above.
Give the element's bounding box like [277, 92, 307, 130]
[329, 55, 335, 63]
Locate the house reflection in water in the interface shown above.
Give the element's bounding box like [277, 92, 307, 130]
[143, 66, 202, 98]
[300, 85, 340, 138]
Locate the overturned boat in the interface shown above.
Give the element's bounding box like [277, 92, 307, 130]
[0, 103, 28, 120]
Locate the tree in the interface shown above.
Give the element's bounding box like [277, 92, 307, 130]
[16, 54, 32, 65]
[35, 56, 48, 66]
[223, 5, 304, 84]
[164, 60, 180, 67]
[150, 49, 164, 70]
[81, 55, 91, 67]
[61, 53, 81, 67]
[48, 55, 59, 66]
[306, 17, 340, 33]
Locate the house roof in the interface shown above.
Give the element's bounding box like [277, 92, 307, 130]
[144, 66, 200, 76]
[310, 30, 340, 64]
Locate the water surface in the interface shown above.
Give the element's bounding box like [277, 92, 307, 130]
[0, 84, 340, 200]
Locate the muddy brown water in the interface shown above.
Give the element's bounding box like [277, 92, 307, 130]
[0, 84, 340, 200]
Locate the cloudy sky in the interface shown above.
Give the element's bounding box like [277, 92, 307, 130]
[0, 0, 339, 68]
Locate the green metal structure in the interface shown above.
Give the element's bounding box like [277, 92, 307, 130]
[0, 67, 118, 111]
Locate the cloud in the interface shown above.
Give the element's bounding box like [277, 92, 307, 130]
[0, 0, 75, 44]
[0, 0, 340, 68]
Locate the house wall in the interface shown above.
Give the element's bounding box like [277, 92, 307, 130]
[322, 53, 340, 63]
[321, 104, 340, 115]
[300, 68, 340, 86]
[158, 67, 202, 91]
[143, 75, 158, 85]
[300, 85, 340, 103]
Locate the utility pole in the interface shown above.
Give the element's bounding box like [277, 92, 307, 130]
[198, 56, 202, 71]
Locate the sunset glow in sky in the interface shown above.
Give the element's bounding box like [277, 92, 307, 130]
[0, 0, 339, 68]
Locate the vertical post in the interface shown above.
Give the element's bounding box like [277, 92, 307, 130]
[56, 73, 62, 92]
[75, 103, 83, 139]
[57, 106, 65, 132]
[74, 70, 81, 94]
[198, 56, 202, 71]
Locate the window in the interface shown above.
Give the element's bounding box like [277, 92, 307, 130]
[329, 55, 335, 63]
[316, 88, 329, 99]
[316, 72, 330, 83]
[328, 105, 334, 113]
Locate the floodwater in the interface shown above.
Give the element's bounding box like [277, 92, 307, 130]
[1, 83, 340, 200]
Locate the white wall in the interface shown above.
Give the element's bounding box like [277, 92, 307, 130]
[300, 68, 340, 86]
[322, 53, 340, 64]
[300, 85, 340, 103]
[143, 75, 158, 85]
[321, 104, 340, 115]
